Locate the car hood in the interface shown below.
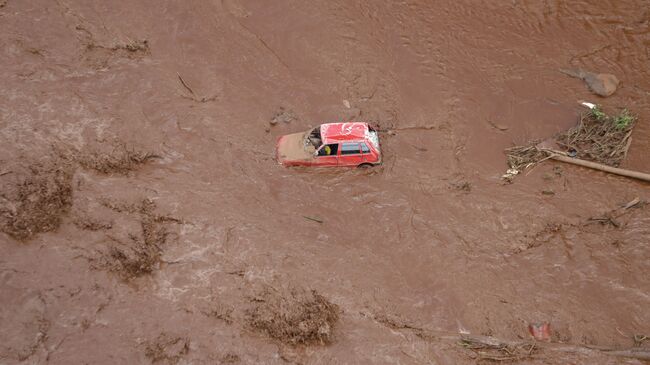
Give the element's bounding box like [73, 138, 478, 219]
[276, 132, 315, 164]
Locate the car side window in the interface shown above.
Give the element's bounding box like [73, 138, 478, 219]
[341, 143, 360, 155]
[361, 143, 370, 153]
[317, 143, 339, 156]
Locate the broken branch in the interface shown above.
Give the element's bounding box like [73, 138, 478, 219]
[177, 73, 195, 96]
[302, 215, 323, 224]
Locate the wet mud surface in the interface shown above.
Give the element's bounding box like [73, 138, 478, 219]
[1, 1, 649, 364]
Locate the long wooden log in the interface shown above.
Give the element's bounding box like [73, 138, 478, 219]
[546, 152, 650, 183]
[459, 333, 650, 361]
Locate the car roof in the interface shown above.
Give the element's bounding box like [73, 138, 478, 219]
[320, 122, 368, 145]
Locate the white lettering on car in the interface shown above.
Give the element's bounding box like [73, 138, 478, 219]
[341, 123, 353, 135]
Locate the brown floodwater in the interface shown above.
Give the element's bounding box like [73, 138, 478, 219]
[1, 0, 649, 364]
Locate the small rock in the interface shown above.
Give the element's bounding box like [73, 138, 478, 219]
[271, 107, 297, 125]
[343, 99, 351, 109]
[583, 73, 619, 97]
[560, 68, 619, 97]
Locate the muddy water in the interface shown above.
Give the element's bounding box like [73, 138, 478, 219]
[1, 0, 649, 364]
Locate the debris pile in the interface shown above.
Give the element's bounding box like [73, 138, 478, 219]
[505, 144, 549, 172]
[504, 104, 637, 181]
[101, 198, 180, 280]
[557, 105, 635, 166]
[246, 287, 339, 346]
[0, 160, 73, 240]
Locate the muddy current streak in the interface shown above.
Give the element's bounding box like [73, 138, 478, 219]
[1, 1, 649, 364]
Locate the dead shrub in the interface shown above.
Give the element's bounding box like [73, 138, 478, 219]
[102, 198, 180, 280]
[557, 106, 636, 166]
[246, 287, 339, 346]
[144, 333, 189, 364]
[0, 161, 73, 240]
[77, 143, 157, 175]
[108, 240, 160, 279]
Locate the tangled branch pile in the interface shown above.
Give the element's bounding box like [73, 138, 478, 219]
[557, 106, 635, 166]
[506, 106, 637, 173]
[0, 161, 73, 240]
[103, 198, 180, 279]
[246, 287, 339, 346]
[505, 144, 549, 171]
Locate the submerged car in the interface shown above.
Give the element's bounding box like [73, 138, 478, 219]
[276, 122, 381, 167]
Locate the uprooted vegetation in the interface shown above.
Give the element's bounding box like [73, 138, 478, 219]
[557, 106, 635, 166]
[0, 159, 73, 240]
[246, 287, 339, 346]
[144, 333, 189, 365]
[100, 198, 181, 280]
[74, 142, 158, 175]
[0, 141, 158, 241]
[505, 106, 637, 173]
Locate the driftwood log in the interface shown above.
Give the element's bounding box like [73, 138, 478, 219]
[544, 150, 650, 183]
[460, 333, 650, 361]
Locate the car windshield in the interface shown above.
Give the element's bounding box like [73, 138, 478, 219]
[307, 126, 322, 149]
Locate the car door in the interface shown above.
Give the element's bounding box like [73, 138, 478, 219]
[339, 142, 363, 166]
[360, 142, 377, 163]
[313, 143, 339, 166]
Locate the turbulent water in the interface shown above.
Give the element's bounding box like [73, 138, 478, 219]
[1, 1, 649, 364]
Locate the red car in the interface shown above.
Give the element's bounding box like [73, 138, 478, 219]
[276, 122, 381, 167]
